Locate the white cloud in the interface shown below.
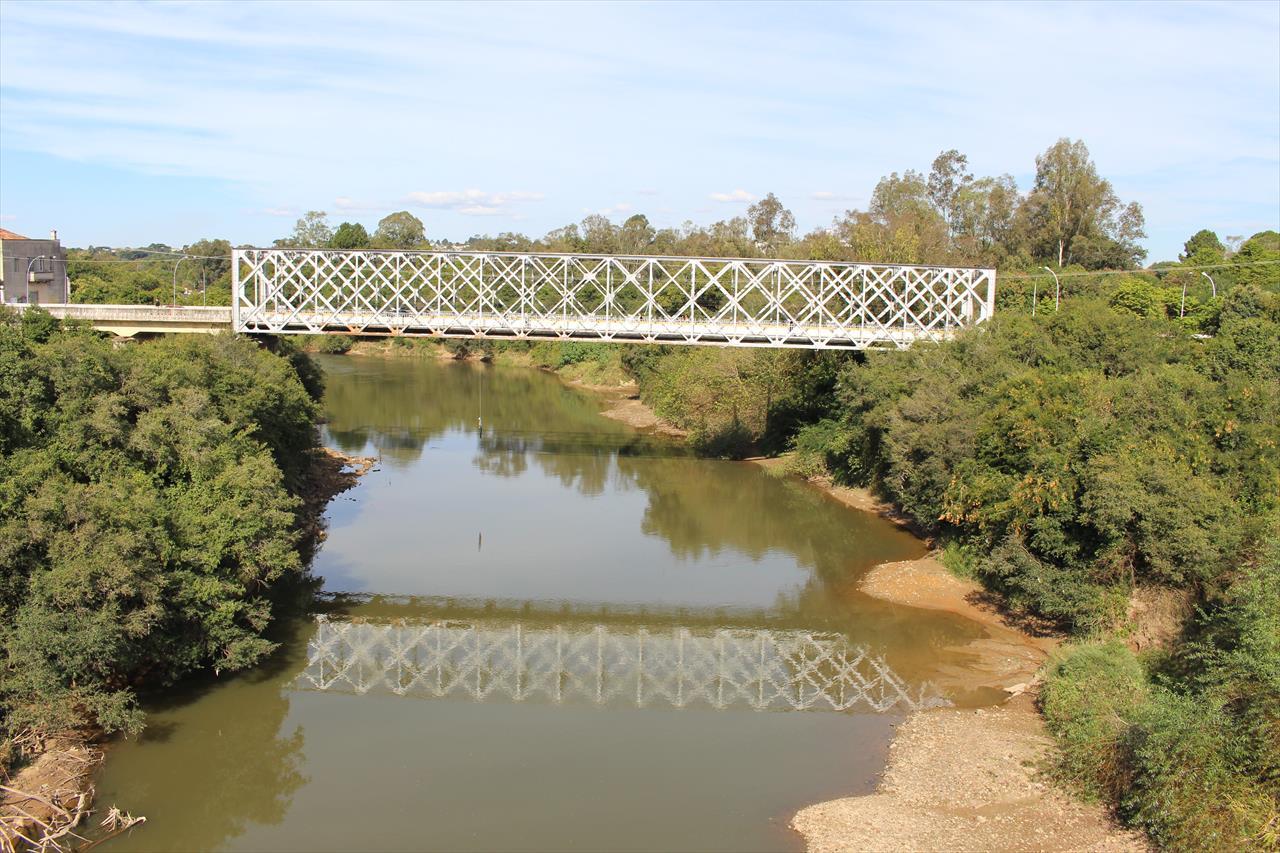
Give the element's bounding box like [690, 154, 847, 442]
[405, 190, 544, 215]
[333, 197, 382, 212]
[262, 207, 295, 217]
[811, 191, 859, 202]
[710, 189, 755, 203]
[0, 214, 15, 221]
[0, 1, 1275, 257]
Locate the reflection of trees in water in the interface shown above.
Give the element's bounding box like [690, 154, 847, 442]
[474, 430, 678, 496]
[318, 356, 627, 466]
[102, 618, 314, 851]
[313, 357, 976, 670]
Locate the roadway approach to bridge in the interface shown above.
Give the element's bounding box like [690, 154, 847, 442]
[11, 249, 996, 350]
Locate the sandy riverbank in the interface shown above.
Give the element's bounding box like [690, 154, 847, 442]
[597, 395, 688, 437]
[776, 480, 1146, 850]
[792, 690, 1149, 852]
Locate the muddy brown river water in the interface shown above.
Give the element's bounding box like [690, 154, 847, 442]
[93, 354, 986, 851]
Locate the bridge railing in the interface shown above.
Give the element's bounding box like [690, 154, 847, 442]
[234, 249, 995, 350]
[8, 303, 231, 322]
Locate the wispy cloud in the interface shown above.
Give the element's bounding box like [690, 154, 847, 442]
[0, 1, 1274, 257]
[261, 207, 294, 217]
[405, 190, 544, 217]
[593, 202, 632, 217]
[710, 189, 755, 203]
[333, 197, 382, 213]
[811, 191, 860, 203]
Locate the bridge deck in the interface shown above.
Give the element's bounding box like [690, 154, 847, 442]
[9, 303, 231, 336]
[238, 310, 951, 348]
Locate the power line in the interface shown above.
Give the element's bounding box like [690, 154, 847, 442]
[57, 250, 1280, 276]
[67, 247, 230, 261]
[1001, 260, 1279, 279]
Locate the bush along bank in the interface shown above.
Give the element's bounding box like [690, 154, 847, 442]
[0, 310, 325, 789]
[777, 288, 1279, 850]
[496, 290, 1278, 847]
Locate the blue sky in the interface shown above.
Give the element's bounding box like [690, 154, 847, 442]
[1, 0, 1277, 262]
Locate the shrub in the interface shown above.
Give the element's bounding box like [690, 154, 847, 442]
[1123, 690, 1276, 850]
[1041, 641, 1148, 799]
[315, 334, 354, 354]
[0, 318, 318, 737]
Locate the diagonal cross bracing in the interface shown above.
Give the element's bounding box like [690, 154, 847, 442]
[297, 617, 948, 713]
[234, 249, 995, 350]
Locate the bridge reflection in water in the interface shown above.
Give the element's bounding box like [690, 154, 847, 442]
[297, 615, 947, 713]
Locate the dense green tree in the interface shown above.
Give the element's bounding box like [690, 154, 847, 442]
[373, 211, 426, 249]
[618, 214, 656, 254]
[0, 314, 320, 736]
[951, 175, 1020, 263]
[1233, 230, 1280, 290]
[329, 221, 371, 249]
[1181, 229, 1226, 265]
[580, 214, 619, 253]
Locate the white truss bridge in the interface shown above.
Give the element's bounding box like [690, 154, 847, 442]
[235, 249, 995, 350]
[297, 617, 947, 713]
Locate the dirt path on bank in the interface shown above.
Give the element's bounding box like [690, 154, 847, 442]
[597, 395, 688, 437]
[780, 481, 1147, 851]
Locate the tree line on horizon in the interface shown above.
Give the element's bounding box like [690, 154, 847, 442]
[60, 137, 1280, 310]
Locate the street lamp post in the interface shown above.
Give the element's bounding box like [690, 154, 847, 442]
[172, 257, 188, 308]
[25, 255, 47, 304]
[1042, 266, 1061, 311]
[1201, 272, 1217, 299]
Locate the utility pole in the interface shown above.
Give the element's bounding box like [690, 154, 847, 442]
[1201, 272, 1217, 299]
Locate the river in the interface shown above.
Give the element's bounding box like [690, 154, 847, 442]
[92, 353, 987, 852]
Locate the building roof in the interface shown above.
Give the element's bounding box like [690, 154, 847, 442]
[0, 228, 29, 240]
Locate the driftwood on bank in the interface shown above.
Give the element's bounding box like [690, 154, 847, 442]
[0, 735, 102, 853]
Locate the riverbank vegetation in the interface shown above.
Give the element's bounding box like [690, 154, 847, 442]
[0, 310, 322, 774]
[45, 136, 1280, 849]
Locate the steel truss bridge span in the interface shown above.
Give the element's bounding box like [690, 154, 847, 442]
[234, 249, 995, 350]
[298, 617, 947, 713]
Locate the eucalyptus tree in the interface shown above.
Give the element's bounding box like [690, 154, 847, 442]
[926, 149, 973, 234]
[373, 211, 426, 249]
[285, 211, 334, 248]
[1020, 138, 1146, 268]
[746, 193, 796, 254]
